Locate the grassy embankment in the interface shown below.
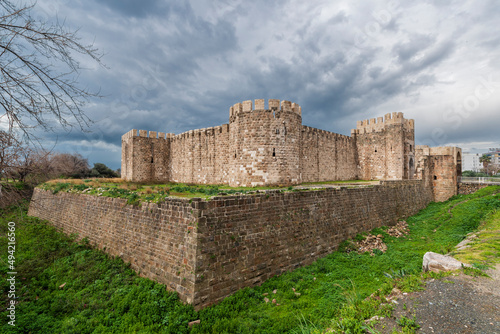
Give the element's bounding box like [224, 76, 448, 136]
[38, 178, 375, 203]
[1, 186, 499, 333]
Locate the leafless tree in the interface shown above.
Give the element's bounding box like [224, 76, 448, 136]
[0, 0, 103, 135]
[49, 152, 89, 178]
[0, 129, 22, 179]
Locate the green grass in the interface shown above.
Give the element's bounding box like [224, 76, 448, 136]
[38, 178, 375, 203]
[0, 202, 196, 333]
[451, 208, 500, 267]
[1, 186, 499, 333]
[39, 179, 291, 202]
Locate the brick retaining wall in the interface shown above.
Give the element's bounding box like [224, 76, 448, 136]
[457, 182, 494, 195]
[29, 180, 433, 309]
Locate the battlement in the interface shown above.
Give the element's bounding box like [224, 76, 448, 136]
[352, 112, 414, 134]
[229, 99, 302, 118]
[173, 124, 229, 140]
[302, 126, 352, 142]
[121, 129, 175, 140]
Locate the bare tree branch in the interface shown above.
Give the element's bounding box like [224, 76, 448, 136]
[0, 0, 104, 136]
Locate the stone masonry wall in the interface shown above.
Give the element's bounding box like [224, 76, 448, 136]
[122, 99, 370, 185]
[430, 155, 458, 202]
[121, 130, 171, 183]
[194, 180, 432, 308]
[354, 112, 415, 180]
[170, 125, 230, 184]
[300, 126, 357, 182]
[228, 100, 302, 187]
[29, 181, 433, 310]
[28, 188, 199, 304]
[457, 182, 491, 195]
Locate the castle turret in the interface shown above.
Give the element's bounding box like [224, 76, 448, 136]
[228, 99, 302, 187]
[121, 130, 172, 182]
[352, 112, 415, 180]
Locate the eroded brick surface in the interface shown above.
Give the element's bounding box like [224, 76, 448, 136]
[29, 181, 433, 309]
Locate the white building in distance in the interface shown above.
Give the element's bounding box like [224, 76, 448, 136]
[462, 152, 483, 172]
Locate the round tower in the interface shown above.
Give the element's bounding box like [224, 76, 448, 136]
[228, 99, 302, 187]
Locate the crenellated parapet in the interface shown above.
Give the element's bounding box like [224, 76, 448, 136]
[229, 99, 302, 121]
[352, 112, 414, 134]
[302, 126, 353, 142]
[121, 129, 175, 141]
[173, 124, 229, 140]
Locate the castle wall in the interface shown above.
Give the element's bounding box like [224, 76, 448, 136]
[120, 100, 461, 194]
[121, 130, 171, 183]
[228, 100, 302, 187]
[415, 145, 461, 202]
[300, 126, 358, 182]
[170, 125, 230, 184]
[355, 113, 415, 180]
[28, 188, 199, 304]
[457, 182, 498, 195]
[29, 180, 433, 310]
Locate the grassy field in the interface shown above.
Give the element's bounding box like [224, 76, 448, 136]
[1, 186, 499, 333]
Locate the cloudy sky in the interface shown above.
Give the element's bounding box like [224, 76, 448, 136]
[29, 0, 500, 169]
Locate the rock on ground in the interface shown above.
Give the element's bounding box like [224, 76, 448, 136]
[422, 252, 471, 273]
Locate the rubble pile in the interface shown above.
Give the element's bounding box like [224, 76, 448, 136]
[387, 221, 409, 238]
[357, 234, 387, 255]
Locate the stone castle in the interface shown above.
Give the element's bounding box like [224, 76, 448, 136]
[27, 99, 467, 311]
[122, 99, 461, 201]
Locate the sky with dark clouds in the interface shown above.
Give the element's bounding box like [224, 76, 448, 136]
[24, 0, 500, 169]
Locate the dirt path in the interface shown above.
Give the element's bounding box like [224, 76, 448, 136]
[375, 265, 500, 333]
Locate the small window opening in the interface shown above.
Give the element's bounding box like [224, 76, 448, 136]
[410, 144, 413, 151]
[276, 129, 279, 134]
[272, 148, 276, 157]
[151, 157, 154, 163]
[375, 148, 377, 152]
[433, 175, 437, 180]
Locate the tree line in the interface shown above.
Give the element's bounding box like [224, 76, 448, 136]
[0, 130, 118, 184]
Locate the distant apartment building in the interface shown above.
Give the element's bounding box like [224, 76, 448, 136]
[487, 148, 500, 165]
[462, 152, 483, 172]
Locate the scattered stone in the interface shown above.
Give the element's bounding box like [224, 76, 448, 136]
[273, 289, 277, 294]
[294, 292, 301, 297]
[188, 320, 200, 327]
[264, 297, 269, 303]
[356, 234, 387, 255]
[262, 293, 268, 296]
[272, 299, 276, 304]
[387, 221, 409, 237]
[422, 252, 471, 272]
[59, 282, 66, 289]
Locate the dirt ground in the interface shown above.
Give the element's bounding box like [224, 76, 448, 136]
[373, 264, 500, 333]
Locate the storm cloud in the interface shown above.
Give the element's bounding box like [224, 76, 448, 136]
[29, 0, 500, 168]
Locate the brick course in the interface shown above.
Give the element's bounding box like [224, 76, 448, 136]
[29, 180, 433, 309]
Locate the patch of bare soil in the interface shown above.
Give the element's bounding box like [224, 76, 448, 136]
[372, 265, 500, 334]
